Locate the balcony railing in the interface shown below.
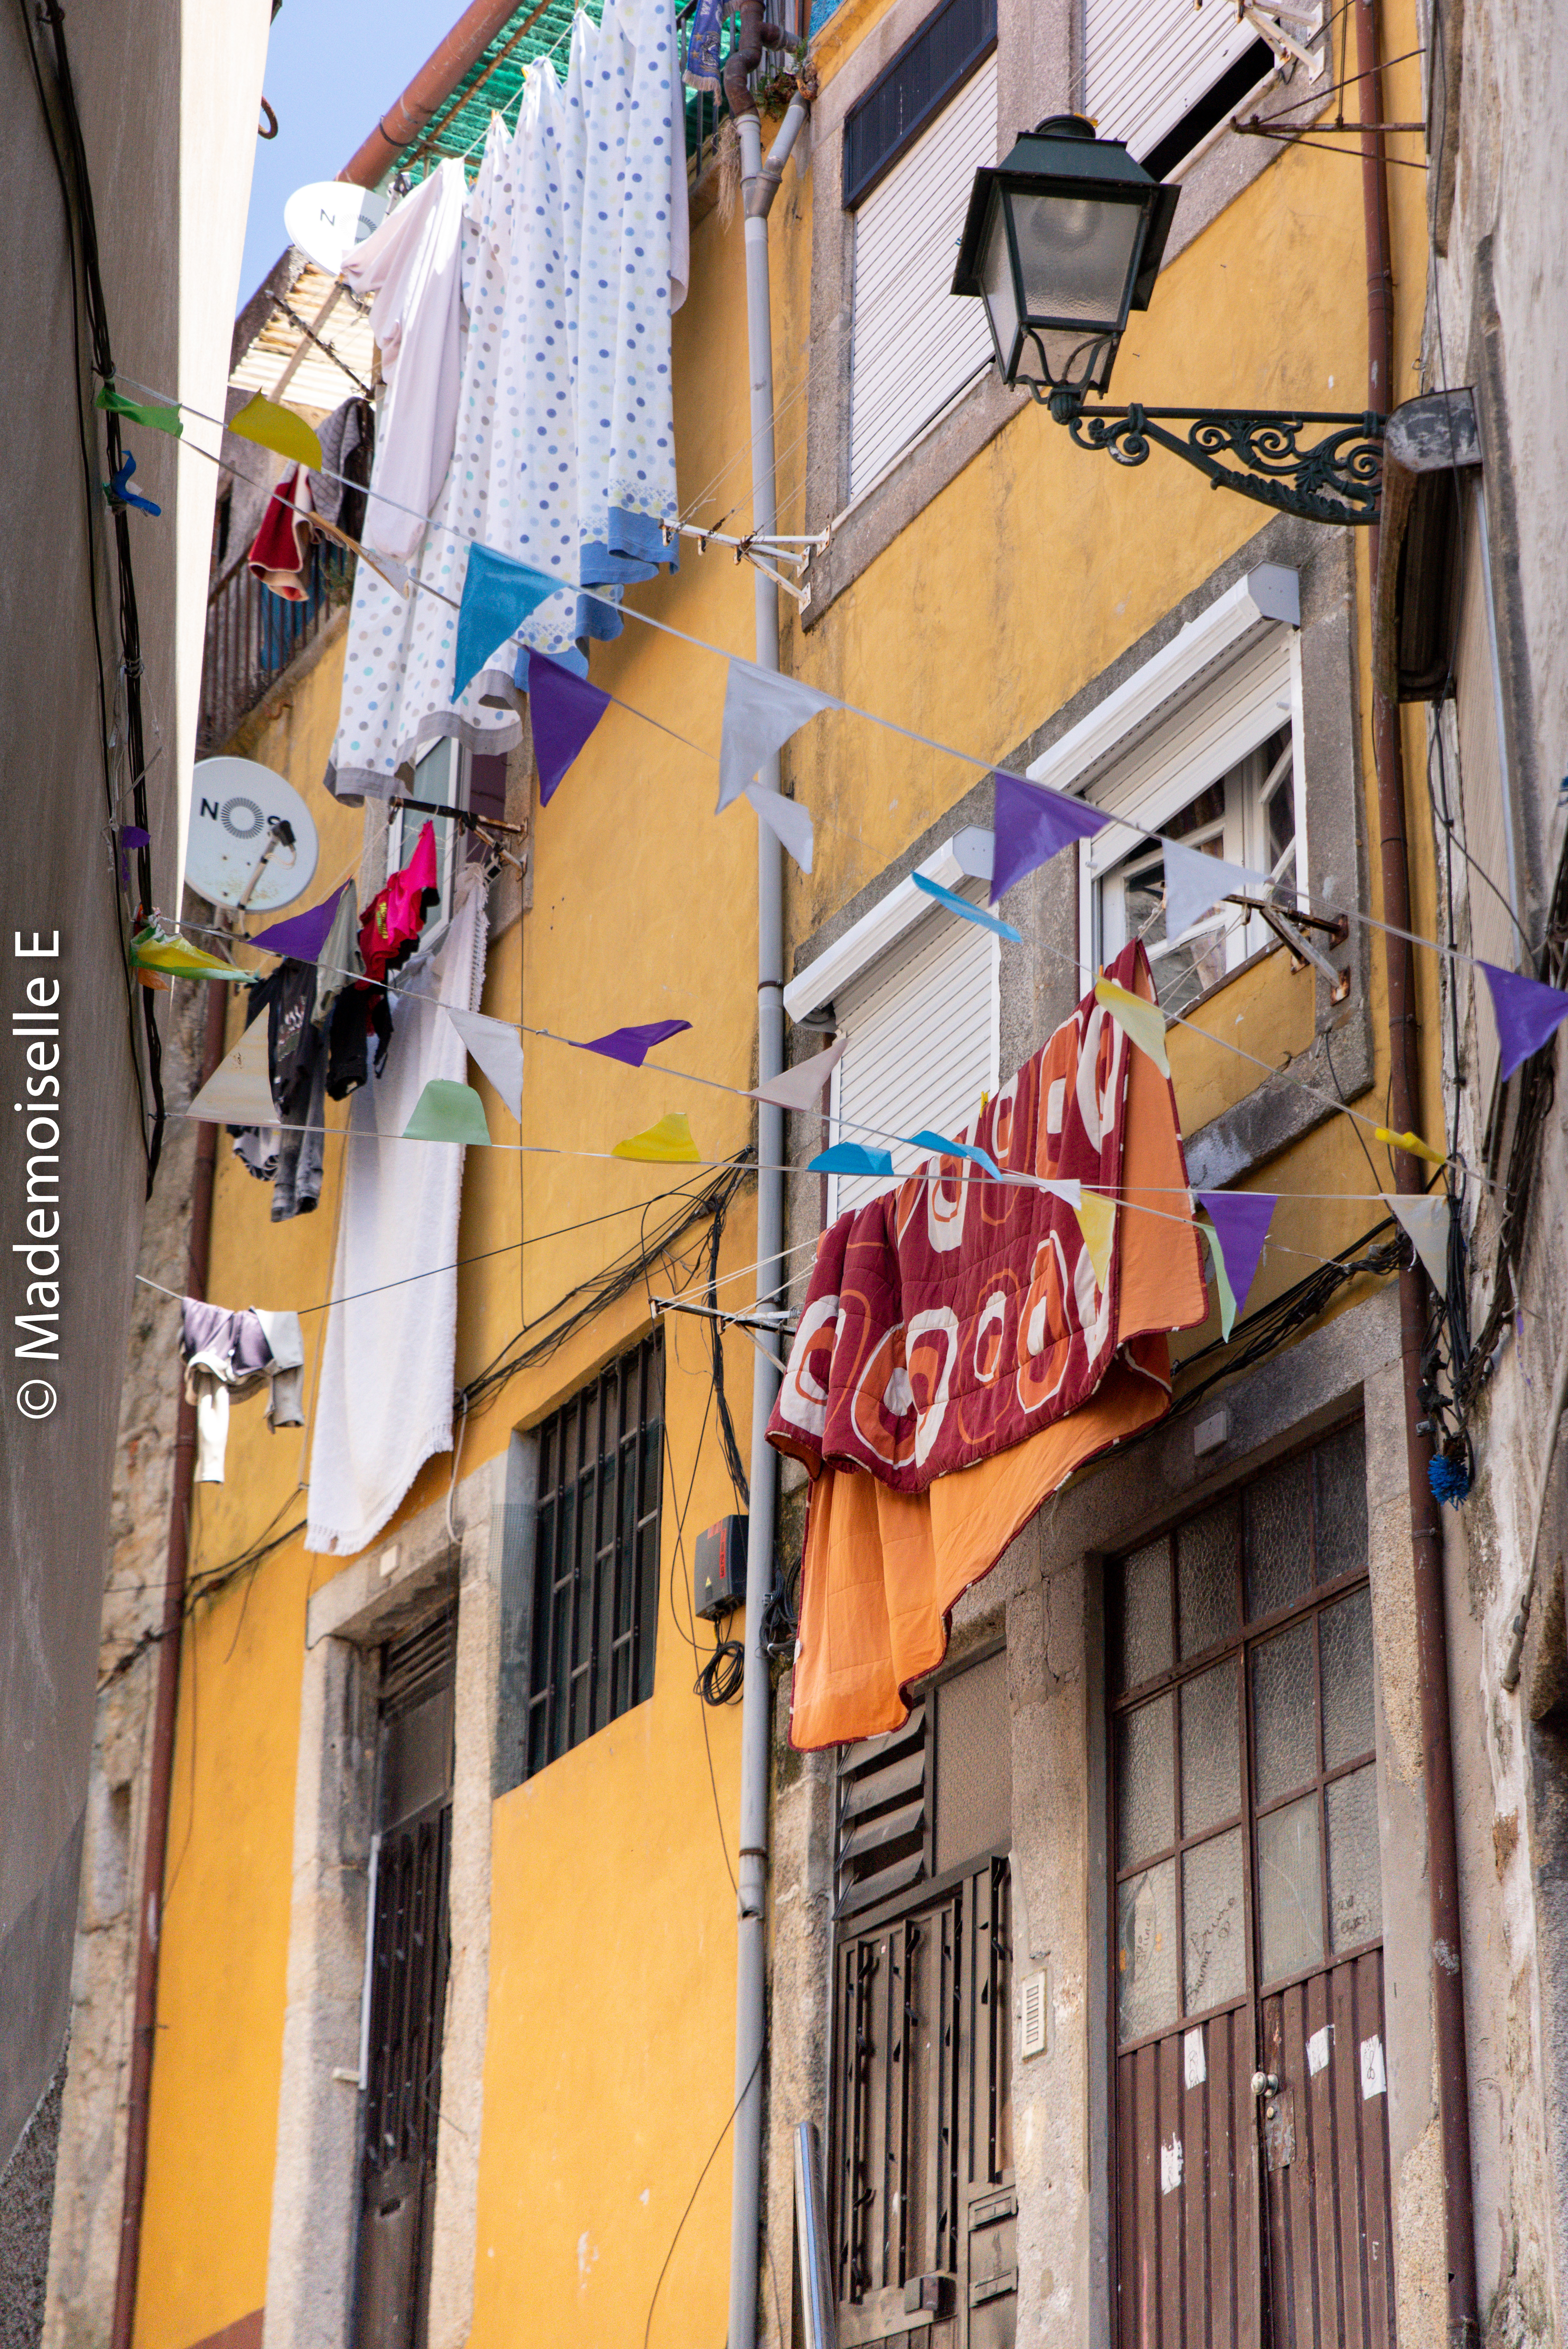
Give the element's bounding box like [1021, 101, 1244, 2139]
[198, 539, 354, 753]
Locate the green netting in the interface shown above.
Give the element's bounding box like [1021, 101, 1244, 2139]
[395, 0, 753, 178]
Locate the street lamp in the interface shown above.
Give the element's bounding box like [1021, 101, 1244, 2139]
[952, 115, 1385, 526]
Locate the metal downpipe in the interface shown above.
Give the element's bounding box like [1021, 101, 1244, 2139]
[728, 85, 811, 2349]
[1355, 2, 1478, 2338]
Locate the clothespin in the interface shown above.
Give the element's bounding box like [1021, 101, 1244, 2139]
[104, 452, 160, 516]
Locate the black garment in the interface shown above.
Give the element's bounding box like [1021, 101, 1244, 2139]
[310, 397, 375, 543]
[326, 988, 394, 1101]
[250, 958, 319, 1118]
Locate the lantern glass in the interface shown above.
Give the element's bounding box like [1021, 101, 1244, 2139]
[978, 196, 1020, 377]
[1009, 187, 1145, 335]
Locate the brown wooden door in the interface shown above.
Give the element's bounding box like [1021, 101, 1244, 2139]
[1109, 1425, 1396, 2348]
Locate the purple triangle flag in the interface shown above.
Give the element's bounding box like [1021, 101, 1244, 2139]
[1480, 960, 1568, 1081]
[117, 824, 150, 890]
[530, 652, 611, 804]
[572, 1019, 691, 1067]
[1194, 1191, 1276, 1320]
[991, 771, 1110, 901]
[251, 881, 348, 960]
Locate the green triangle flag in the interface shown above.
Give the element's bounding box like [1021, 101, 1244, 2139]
[229, 392, 324, 471]
[96, 384, 183, 438]
[402, 1079, 492, 1146]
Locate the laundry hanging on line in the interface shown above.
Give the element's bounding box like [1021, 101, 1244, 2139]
[180, 1299, 305, 1483]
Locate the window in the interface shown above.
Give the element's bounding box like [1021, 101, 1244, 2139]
[1082, 0, 1311, 182]
[520, 1333, 663, 1779]
[842, 0, 995, 206]
[847, 45, 997, 500]
[388, 739, 510, 935]
[1094, 724, 1294, 1016]
[829, 1651, 1014, 2345]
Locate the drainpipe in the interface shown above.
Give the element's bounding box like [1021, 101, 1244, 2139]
[1355, 4, 1478, 2340]
[339, 0, 524, 187]
[723, 32, 813, 2347]
[110, 972, 229, 2349]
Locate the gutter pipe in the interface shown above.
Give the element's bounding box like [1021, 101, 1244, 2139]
[725, 32, 813, 2345]
[110, 975, 229, 2349]
[339, 0, 525, 188]
[1355, 4, 1478, 2339]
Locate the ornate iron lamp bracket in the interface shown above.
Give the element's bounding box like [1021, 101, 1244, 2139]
[1036, 383, 1385, 525]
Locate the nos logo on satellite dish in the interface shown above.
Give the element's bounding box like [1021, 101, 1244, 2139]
[188, 757, 319, 912]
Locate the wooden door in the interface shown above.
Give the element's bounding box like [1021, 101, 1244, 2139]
[1109, 1424, 1396, 2348]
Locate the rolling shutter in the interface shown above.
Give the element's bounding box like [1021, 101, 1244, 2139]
[829, 890, 998, 1220]
[1085, 0, 1264, 166]
[1455, 494, 1521, 1117]
[848, 54, 997, 501]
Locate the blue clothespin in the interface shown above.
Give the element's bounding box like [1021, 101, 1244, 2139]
[105, 451, 160, 516]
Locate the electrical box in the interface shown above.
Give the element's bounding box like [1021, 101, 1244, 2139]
[695, 1515, 748, 1621]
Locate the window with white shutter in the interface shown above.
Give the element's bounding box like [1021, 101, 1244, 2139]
[1083, 0, 1285, 180]
[1451, 487, 1523, 1117]
[827, 884, 999, 1219]
[847, 52, 997, 501]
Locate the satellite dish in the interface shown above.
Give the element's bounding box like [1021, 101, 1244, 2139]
[283, 180, 387, 277]
[188, 759, 319, 912]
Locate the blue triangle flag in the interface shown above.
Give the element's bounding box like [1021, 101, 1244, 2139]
[453, 546, 559, 701]
[808, 1143, 894, 1179]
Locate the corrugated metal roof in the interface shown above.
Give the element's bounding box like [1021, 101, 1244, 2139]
[229, 262, 377, 414]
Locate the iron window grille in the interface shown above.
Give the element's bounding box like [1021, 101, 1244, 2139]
[522, 1331, 664, 1779]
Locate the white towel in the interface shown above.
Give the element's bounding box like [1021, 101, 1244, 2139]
[305, 867, 489, 1556]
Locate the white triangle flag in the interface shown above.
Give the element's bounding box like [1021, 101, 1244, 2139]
[1386, 1191, 1449, 1293]
[746, 783, 814, 874]
[1162, 836, 1272, 942]
[446, 1007, 523, 1120]
[717, 659, 835, 811]
[188, 1015, 275, 1126]
[748, 1032, 847, 1112]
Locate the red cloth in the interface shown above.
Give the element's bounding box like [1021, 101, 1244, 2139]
[358, 820, 440, 989]
[247, 465, 314, 600]
[768, 941, 1204, 1494]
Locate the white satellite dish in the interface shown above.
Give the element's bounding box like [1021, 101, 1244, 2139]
[283, 180, 387, 277]
[188, 759, 319, 912]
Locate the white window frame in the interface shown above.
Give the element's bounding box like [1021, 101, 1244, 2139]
[1019, 567, 1307, 999]
[389, 735, 471, 942]
[784, 830, 1001, 1222]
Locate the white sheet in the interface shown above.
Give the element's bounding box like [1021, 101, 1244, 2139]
[304, 865, 489, 1556]
[342, 160, 467, 560]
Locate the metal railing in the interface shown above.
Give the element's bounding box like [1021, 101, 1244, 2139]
[198, 538, 353, 753]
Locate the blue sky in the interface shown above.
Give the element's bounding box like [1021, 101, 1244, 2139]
[239, 1, 455, 308]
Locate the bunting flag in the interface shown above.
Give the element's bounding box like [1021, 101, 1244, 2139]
[1074, 1191, 1116, 1290]
[612, 1110, 700, 1162]
[228, 392, 324, 471]
[1162, 836, 1271, 941]
[108, 452, 159, 515]
[991, 769, 1110, 900]
[96, 384, 183, 438]
[808, 1142, 894, 1180]
[251, 881, 348, 961]
[908, 1131, 1004, 1181]
[446, 1007, 523, 1120]
[453, 546, 559, 700]
[1197, 1223, 1239, 1339]
[573, 1019, 691, 1067]
[187, 1016, 276, 1126]
[1095, 976, 1169, 1075]
[911, 872, 1022, 942]
[130, 926, 251, 982]
[117, 823, 150, 890]
[1194, 1190, 1275, 1327]
[716, 659, 835, 813]
[1479, 960, 1568, 1081]
[1374, 1125, 1448, 1169]
[747, 1033, 847, 1112]
[746, 784, 814, 874]
[402, 1079, 492, 1146]
[528, 652, 610, 803]
[1385, 1191, 1450, 1292]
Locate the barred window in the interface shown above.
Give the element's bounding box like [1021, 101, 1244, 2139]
[522, 1333, 663, 1779]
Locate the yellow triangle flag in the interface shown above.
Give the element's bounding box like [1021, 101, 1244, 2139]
[1074, 1190, 1116, 1290]
[1095, 976, 1170, 1076]
[1374, 1125, 1447, 1169]
[130, 929, 252, 983]
[611, 1111, 699, 1163]
[229, 393, 324, 472]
